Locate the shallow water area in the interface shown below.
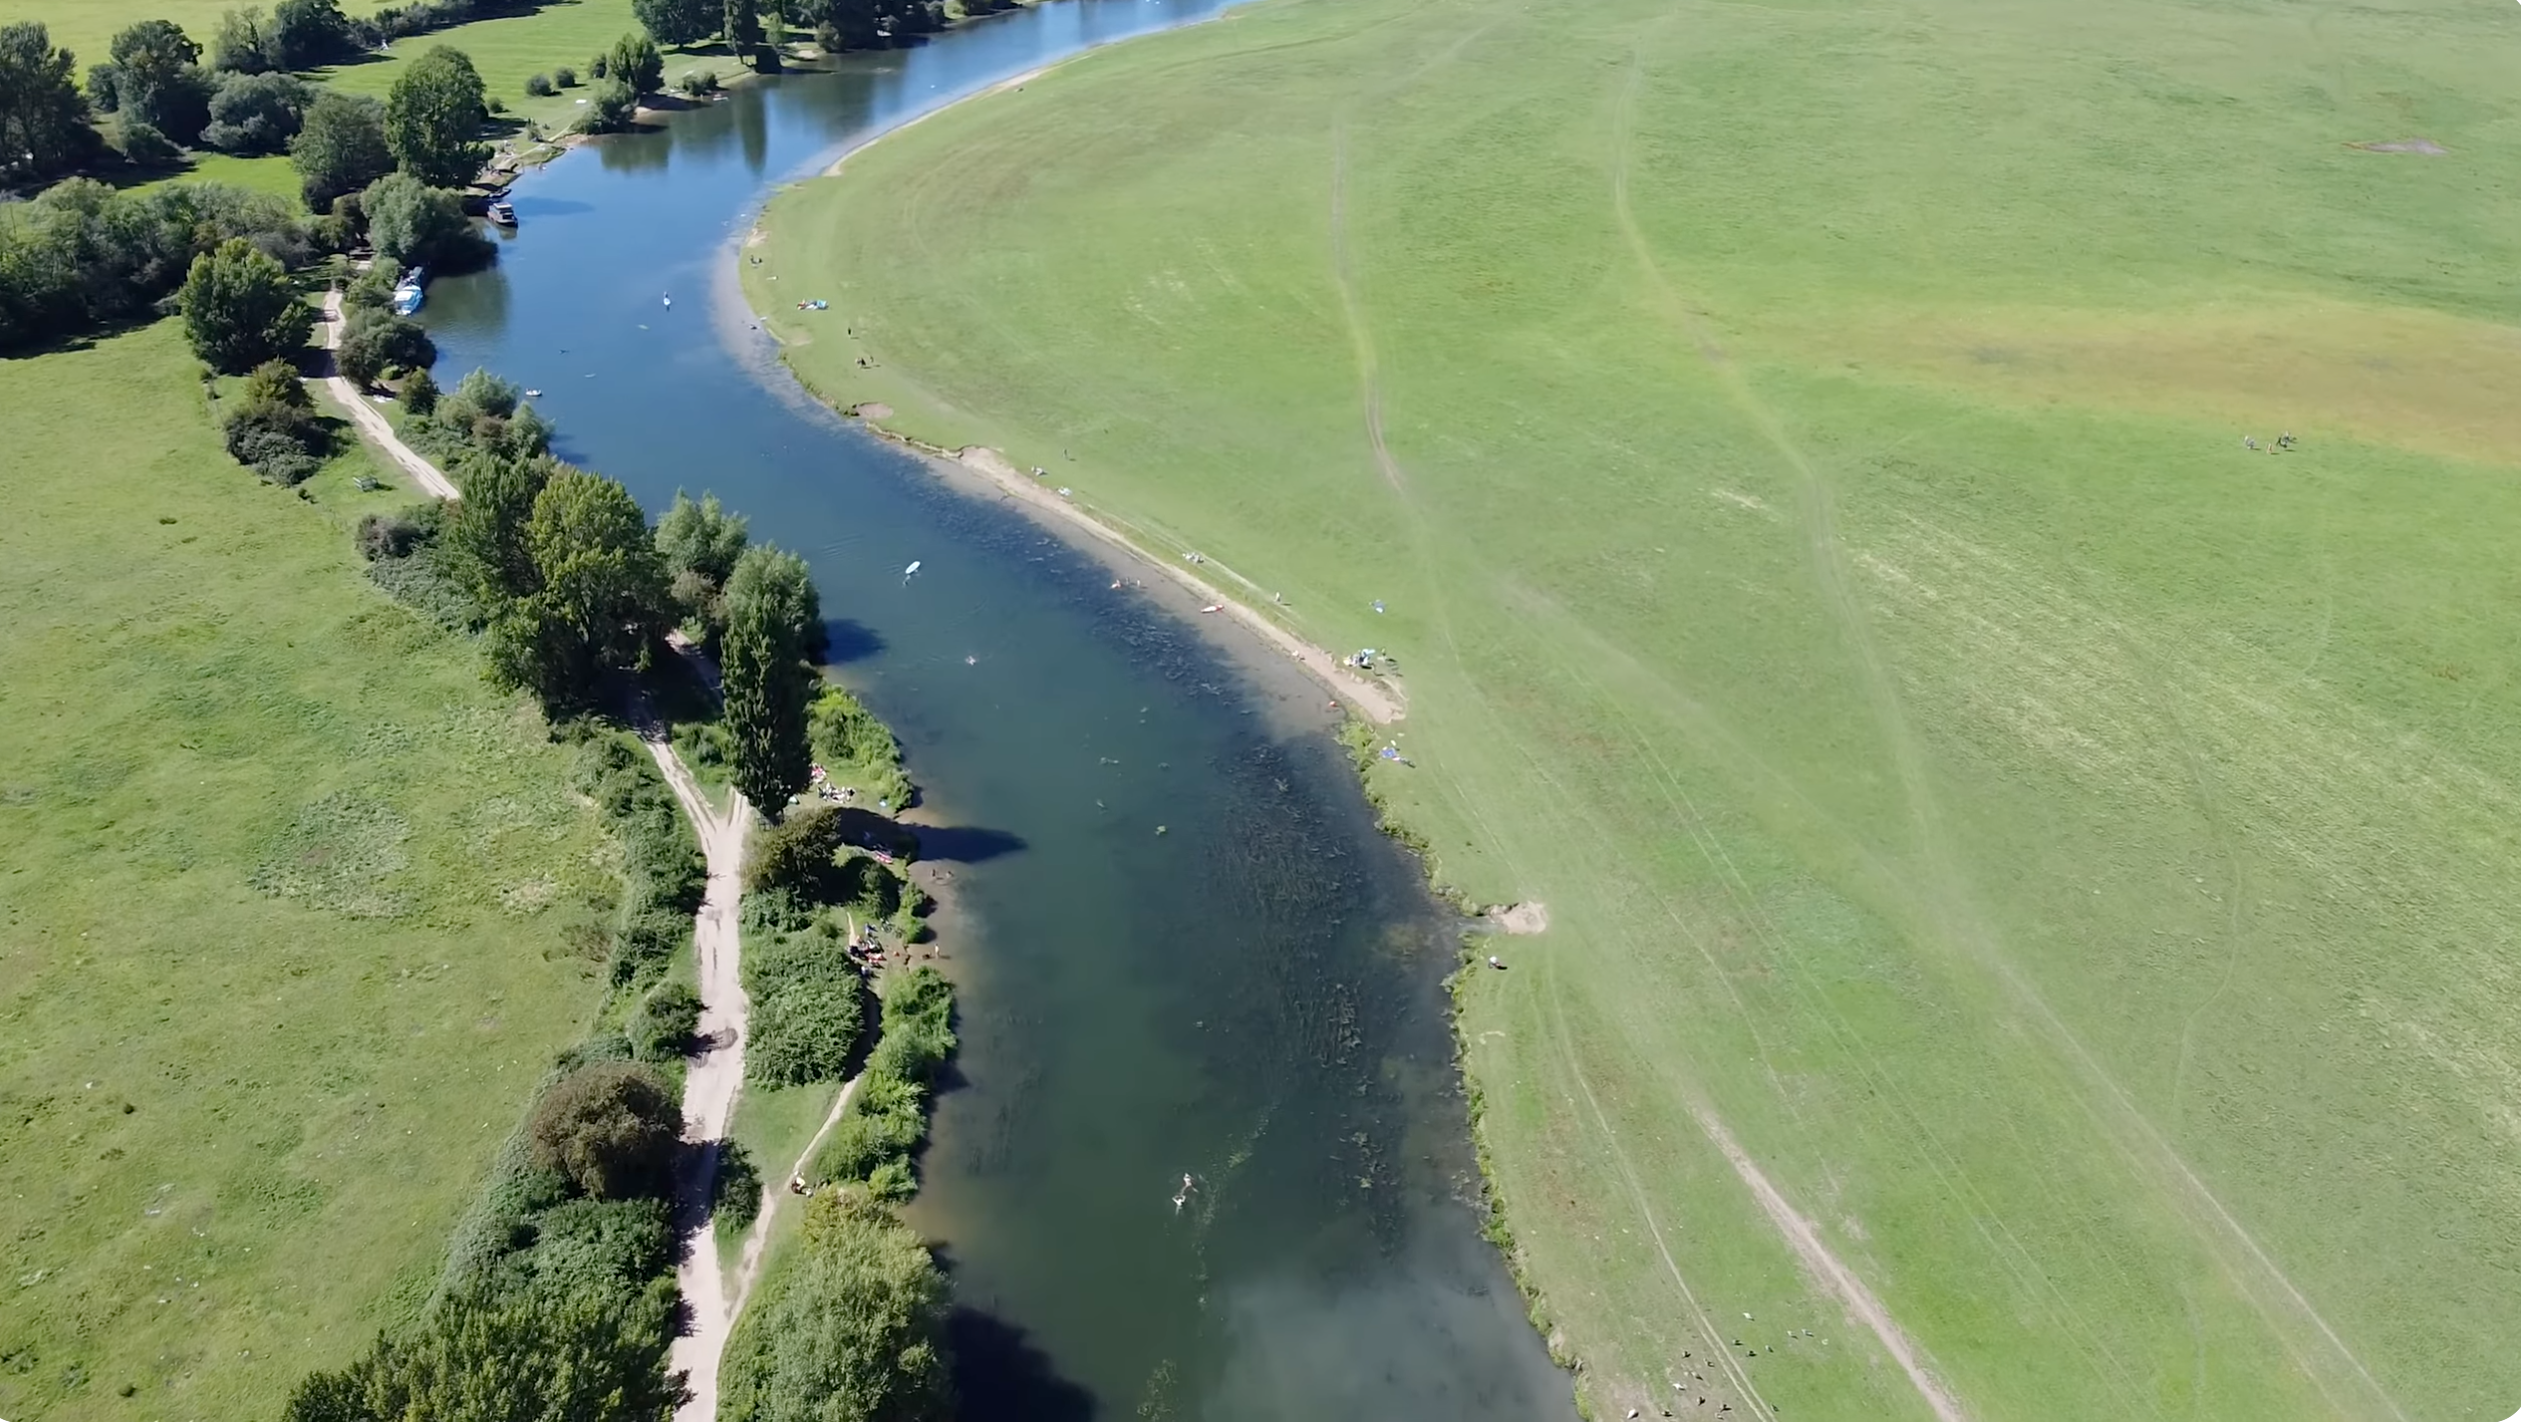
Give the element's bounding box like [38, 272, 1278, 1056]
[417, 5, 1574, 1417]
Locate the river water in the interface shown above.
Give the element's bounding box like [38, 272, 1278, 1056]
[420, 7, 1573, 1416]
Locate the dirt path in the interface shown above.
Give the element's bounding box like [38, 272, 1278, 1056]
[643, 737, 752, 1422]
[314, 281, 459, 501]
[723, 1070, 861, 1324]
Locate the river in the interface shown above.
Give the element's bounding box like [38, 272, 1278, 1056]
[420, 6, 1574, 1416]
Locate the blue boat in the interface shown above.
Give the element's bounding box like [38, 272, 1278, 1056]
[390, 267, 426, 316]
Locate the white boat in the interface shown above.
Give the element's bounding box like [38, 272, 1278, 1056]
[390, 267, 426, 316]
[486, 199, 518, 228]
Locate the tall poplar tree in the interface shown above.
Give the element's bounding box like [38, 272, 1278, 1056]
[720, 545, 817, 816]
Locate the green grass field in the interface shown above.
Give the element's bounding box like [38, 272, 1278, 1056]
[0, 321, 624, 1421]
[747, 0, 2521, 1416]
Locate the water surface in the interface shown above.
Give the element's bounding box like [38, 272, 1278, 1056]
[421, 11, 1573, 1414]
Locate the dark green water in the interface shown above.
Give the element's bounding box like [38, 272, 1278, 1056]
[420, 10, 1573, 1415]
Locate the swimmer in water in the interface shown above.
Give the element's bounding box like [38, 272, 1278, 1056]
[1172, 1173, 1195, 1213]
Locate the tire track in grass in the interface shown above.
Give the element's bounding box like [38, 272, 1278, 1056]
[1541, 634, 2158, 1418]
[1604, 31, 2407, 1422]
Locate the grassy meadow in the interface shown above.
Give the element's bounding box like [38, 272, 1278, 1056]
[0, 321, 624, 1420]
[746, 0, 2521, 1416]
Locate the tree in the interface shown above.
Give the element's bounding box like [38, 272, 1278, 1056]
[269, 0, 354, 68]
[725, 0, 762, 62]
[578, 77, 636, 135]
[608, 32, 664, 93]
[717, 1191, 953, 1422]
[385, 44, 487, 186]
[527, 1060, 682, 1200]
[723, 600, 813, 815]
[725, 540, 826, 660]
[210, 8, 276, 73]
[336, 305, 433, 387]
[360, 171, 489, 269]
[445, 449, 549, 604]
[814, 0, 879, 52]
[292, 90, 393, 210]
[0, 23, 98, 183]
[180, 237, 311, 372]
[721, 544, 819, 813]
[201, 69, 307, 152]
[529, 468, 670, 661]
[280, 1276, 684, 1422]
[630, 0, 713, 49]
[655, 490, 748, 635]
[103, 19, 214, 145]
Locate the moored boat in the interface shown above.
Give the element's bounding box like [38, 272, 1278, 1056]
[390, 267, 426, 316]
[487, 199, 517, 228]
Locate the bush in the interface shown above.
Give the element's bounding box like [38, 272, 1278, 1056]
[523, 70, 553, 96]
[578, 76, 636, 134]
[809, 967, 952, 1188]
[398, 366, 440, 414]
[181, 237, 312, 372]
[526, 1060, 682, 1200]
[281, 1274, 681, 1422]
[221, 358, 328, 483]
[357, 504, 437, 560]
[201, 69, 308, 153]
[716, 1192, 952, 1422]
[675, 68, 716, 97]
[516, 1196, 673, 1300]
[627, 981, 702, 1061]
[739, 884, 811, 937]
[713, 1140, 761, 1231]
[115, 113, 179, 166]
[552, 64, 577, 87]
[587, 52, 607, 79]
[337, 304, 434, 388]
[744, 935, 862, 1088]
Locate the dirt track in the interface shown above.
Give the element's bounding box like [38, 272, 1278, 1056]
[314, 283, 459, 501]
[644, 743, 751, 1422]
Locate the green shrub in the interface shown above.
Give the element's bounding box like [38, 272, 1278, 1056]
[739, 884, 812, 937]
[282, 1274, 681, 1422]
[523, 71, 553, 96]
[864, 1158, 916, 1203]
[578, 77, 636, 134]
[553, 65, 578, 87]
[526, 1060, 682, 1200]
[744, 934, 862, 1088]
[220, 358, 328, 483]
[717, 1192, 951, 1422]
[357, 503, 438, 561]
[398, 366, 440, 415]
[514, 1196, 673, 1301]
[713, 1140, 761, 1231]
[607, 909, 689, 988]
[676, 68, 717, 97]
[627, 980, 701, 1061]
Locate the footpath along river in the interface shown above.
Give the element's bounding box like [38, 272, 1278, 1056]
[419, 3, 1574, 1415]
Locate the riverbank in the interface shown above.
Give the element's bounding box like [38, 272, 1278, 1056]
[721, 0, 2521, 1415]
